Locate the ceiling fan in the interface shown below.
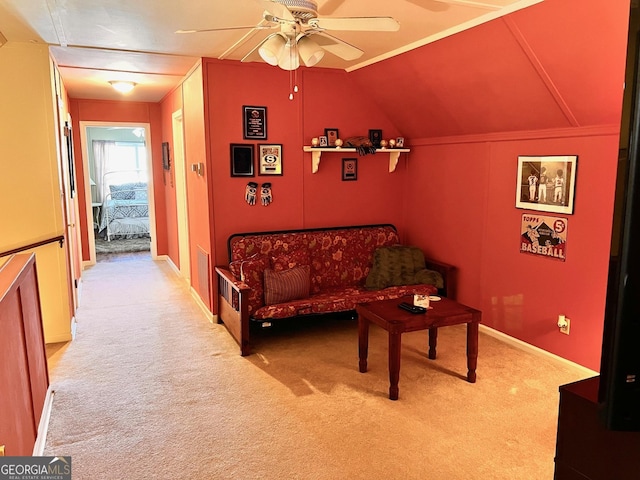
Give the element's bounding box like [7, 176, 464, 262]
[176, 0, 401, 70]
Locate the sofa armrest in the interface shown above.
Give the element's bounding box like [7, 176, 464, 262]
[215, 266, 252, 355]
[424, 258, 457, 300]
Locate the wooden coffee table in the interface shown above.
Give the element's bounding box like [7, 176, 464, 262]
[356, 296, 481, 400]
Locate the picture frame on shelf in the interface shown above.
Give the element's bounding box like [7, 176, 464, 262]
[324, 128, 339, 147]
[319, 136, 328, 147]
[369, 129, 383, 148]
[515, 155, 578, 214]
[342, 158, 358, 181]
[242, 105, 267, 140]
[258, 144, 283, 175]
[396, 137, 405, 148]
[230, 143, 255, 177]
[162, 142, 171, 170]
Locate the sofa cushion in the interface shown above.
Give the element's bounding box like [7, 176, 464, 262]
[252, 283, 439, 320]
[272, 249, 310, 272]
[263, 265, 311, 305]
[239, 254, 270, 313]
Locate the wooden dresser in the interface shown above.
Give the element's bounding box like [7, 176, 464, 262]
[554, 376, 640, 480]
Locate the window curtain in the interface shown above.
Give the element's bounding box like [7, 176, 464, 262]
[93, 140, 117, 203]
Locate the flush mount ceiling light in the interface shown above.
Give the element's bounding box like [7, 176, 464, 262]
[109, 80, 136, 93]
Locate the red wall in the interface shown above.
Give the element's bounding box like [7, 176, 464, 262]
[204, 60, 407, 267]
[154, 0, 629, 370]
[70, 99, 167, 260]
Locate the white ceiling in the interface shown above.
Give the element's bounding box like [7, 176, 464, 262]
[0, 0, 542, 102]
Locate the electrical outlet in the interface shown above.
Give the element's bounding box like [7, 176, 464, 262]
[558, 315, 571, 335]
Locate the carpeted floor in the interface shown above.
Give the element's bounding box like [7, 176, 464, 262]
[44, 255, 594, 479]
[94, 235, 150, 254]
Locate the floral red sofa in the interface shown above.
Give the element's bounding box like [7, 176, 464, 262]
[214, 224, 456, 356]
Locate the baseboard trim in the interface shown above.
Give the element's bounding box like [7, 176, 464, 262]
[189, 286, 215, 323]
[32, 387, 55, 456]
[479, 325, 598, 377]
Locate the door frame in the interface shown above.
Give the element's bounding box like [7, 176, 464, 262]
[79, 121, 156, 266]
[172, 109, 191, 283]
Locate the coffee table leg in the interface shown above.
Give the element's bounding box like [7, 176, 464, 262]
[358, 315, 369, 373]
[388, 332, 401, 400]
[428, 327, 438, 360]
[466, 321, 479, 383]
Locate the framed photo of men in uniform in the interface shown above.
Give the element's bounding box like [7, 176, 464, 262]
[515, 155, 577, 214]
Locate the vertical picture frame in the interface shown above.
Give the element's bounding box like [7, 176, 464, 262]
[369, 129, 382, 148]
[324, 128, 339, 147]
[258, 144, 283, 175]
[342, 158, 358, 181]
[243, 105, 267, 140]
[230, 144, 255, 177]
[515, 155, 578, 214]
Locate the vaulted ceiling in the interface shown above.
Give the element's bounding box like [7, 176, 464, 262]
[0, 0, 541, 102]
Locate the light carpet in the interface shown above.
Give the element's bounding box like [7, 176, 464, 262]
[44, 254, 592, 479]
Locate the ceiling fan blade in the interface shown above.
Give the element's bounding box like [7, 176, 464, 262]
[310, 16, 400, 32]
[405, 0, 451, 12]
[312, 32, 364, 61]
[253, 0, 295, 21]
[319, 0, 345, 15]
[175, 24, 274, 34]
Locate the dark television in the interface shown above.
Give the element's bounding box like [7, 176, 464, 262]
[598, 13, 640, 431]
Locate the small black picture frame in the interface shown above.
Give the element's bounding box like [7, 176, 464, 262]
[324, 128, 339, 147]
[342, 158, 358, 181]
[369, 129, 383, 148]
[230, 144, 255, 177]
[243, 105, 267, 140]
[162, 142, 171, 170]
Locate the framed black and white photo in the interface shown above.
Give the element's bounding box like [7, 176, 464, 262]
[230, 144, 255, 177]
[342, 158, 357, 181]
[396, 137, 405, 148]
[319, 136, 328, 147]
[243, 105, 267, 140]
[258, 144, 283, 175]
[516, 155, 577, 214]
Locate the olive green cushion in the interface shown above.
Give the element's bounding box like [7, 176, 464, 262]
[365, 245, 444, 290]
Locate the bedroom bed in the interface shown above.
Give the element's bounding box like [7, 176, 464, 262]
[98, 178, 150, 241]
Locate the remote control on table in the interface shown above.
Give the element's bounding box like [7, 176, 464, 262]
[398, 302, 427, 314]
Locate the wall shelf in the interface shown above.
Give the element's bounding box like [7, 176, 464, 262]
[303, 146, 410, 173]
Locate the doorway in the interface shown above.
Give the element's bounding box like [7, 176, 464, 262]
[80, 122, 157, 265]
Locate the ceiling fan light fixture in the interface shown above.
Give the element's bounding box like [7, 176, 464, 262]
[277, 40, 300, 71]
[298, 36, 324, 67]
[109, 80, 136, 93]
[258, 34, 286, 66]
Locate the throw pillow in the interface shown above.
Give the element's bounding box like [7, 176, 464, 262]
[365, 245, 426, 290]
[239, 254, 270, 312]
[110, 184, 135, 200]
[413, 268, 444, 289]
[263, 265, 311, 305]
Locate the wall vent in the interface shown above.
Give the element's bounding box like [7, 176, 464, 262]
[197, 246, 211, 306]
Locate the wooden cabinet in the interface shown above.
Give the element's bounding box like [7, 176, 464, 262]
[554, 376, 640, 480]
[0, 254, 50, 456]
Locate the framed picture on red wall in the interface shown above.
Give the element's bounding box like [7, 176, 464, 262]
[258, 144, 282, 175]
[243, 105, 267, 140]
[516, 155, 577, 214]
